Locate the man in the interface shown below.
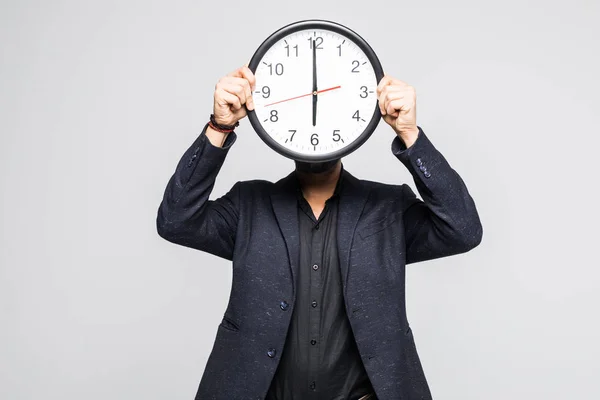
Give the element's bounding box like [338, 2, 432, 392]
[156, 66, 482, 400]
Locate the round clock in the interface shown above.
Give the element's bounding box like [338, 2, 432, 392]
[247, 19, 384, 162]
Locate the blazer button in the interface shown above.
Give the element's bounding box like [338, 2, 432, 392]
[419, 164, 427, 172]
[267, 348, 277, 358]
[280, 300, 289, 311]
[416, 158, 423, 166]
[187, 154, 197, 167]
[424, 171, 431, 178]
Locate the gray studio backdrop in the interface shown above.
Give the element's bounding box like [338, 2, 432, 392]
[1, 0, 599, 399]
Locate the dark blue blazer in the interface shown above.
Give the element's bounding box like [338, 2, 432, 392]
[156, 124, 483, 400]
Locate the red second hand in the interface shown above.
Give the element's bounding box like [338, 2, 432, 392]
[264, 85, 341, 107]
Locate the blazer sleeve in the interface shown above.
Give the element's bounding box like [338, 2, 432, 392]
[156, 123, 240, 261]
[392, 127, 483, 264]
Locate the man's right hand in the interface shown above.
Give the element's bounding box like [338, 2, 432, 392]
[206, 66, 256, 147]
[213, 65, 256, 126]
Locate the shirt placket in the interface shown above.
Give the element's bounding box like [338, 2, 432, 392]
[308, 216, 324, 396]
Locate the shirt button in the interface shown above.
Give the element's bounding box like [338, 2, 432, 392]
[280, 300, 289, 311]
[311, 300, 318, 308]
[310, 339, 317, 345]
[267, 348, 277, 358]
[312, 264, 319, 271]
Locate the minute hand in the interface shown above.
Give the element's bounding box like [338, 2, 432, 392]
[312, 39, 317, 127]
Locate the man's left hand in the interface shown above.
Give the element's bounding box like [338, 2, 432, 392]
[377, 75, 419, 148]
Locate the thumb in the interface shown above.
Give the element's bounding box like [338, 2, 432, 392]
[382, 113, 395, 126]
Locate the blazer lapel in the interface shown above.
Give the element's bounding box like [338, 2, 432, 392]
[270, 171, 301, 297]
[337, 168, 370, 297]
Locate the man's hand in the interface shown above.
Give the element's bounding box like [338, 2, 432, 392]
[376, 75, 419, 148]
[213, 65, 256, 125]
[207, 66, 256, 147]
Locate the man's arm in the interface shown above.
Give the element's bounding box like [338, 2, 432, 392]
[156, 66, 256, 260]
[156, 124, 240, 260]
[393, 128, 483, 264]
[377, 75, 482, 264]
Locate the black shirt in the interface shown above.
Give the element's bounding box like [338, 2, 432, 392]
[266, 167, 374, 400]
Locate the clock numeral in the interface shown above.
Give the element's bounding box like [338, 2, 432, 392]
[310, 133, 319, 150]
[308, 37, 323, 49]
[333, 130, 343, 143]
[352, 110, 365, 122]
[360, 86, 369, 98]
[260, 86, 270, 98]
[270, 110, 279, 122]
[287, 130, 296, 143]
[337, 40, 345, 56]
[285, 44, 298, 57]
[351, 60, 360, 73]
[267, 63, 284, 76]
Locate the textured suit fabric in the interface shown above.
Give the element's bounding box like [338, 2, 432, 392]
[156, 123, 483, 400]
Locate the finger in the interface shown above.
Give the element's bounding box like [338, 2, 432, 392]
[228, 66, 257, 92]
[380, 86, 406, 103]
[219, 81, 248, 107]
[216, 89, 242, 111]
[383, 91, 406, 115]
[382, 113, 396, 125]
[222, 77, 251, 98]
[380, 85, 409, 103]
[232, 106, 248, 121]
[237, 69, 256, 110]
[378, 86, 405, 115]
[222, 77, 253, 110]
[239, 66, 256, 91]
[387, 98, 413, 116]
[377, 76, 410, 94]
[376, 75, 394, 94]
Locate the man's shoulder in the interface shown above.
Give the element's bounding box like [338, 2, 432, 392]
[351, 176, 414, 210]
[234, 178, 282, 196]
[354, 175, 406, 194]
[236, 178, 276, 191]
[238, 178, 275, 186]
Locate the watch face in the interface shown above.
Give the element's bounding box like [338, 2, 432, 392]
[248, 20, 384, 162]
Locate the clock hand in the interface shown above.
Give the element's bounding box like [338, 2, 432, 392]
[312, 38, 317, 127]
[264, 85, 341, 107]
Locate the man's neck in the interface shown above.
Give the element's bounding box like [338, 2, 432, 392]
[295, 162, 342, 202]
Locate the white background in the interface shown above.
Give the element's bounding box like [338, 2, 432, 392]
[1, 0, 599, 399]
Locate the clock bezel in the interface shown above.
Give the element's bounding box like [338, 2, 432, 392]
[246, 19, 385, 162]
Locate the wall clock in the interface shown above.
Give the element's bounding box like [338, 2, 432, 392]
[247, 19, 384, 162]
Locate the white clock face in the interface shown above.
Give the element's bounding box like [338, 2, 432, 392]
[251, 28, 379, 159]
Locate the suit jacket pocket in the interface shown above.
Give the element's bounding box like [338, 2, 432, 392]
[218, 315, 240, 332]
[359, 212, 400, 240]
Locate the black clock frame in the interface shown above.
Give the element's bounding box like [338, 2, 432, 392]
[246, 19, 385, 162]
